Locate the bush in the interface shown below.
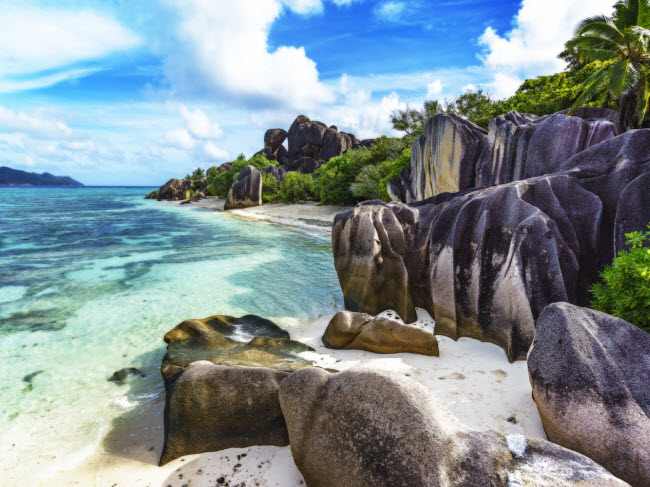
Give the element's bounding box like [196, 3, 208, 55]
[351, 160, 393, 201]
[261, 173, 279, 203]
[279, 172, 314, 203]
[188, 188, 195, 197]
[590, 224, 650, 332]
[206, 153, 276, 198]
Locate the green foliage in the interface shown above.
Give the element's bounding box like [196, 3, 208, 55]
[314, 137, 411, 205]
[261, 173, 279, 203]
[590, 223, 650, 332]
[443, 89, 502, 129]
[391, 101, 443, 137]
[278, 172, 314, 203]
[206, 153, 276, 198]
[188, 188, 195, 197]
[565, 0, 650, 128]
[204, 184, 215, 196]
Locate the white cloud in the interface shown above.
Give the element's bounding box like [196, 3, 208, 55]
[374, 1, 406, 22]
[165, 129, 196, 150]
[0, 7, 140, 92]
[0, 106, 73, 139]
[331, 0, 363, 5]
[179, 105, 223, 140]
[425, 79, 443, 99]
[478, 0, 614, 97]
[161, 0, 334, 111]
[281, 0, 323, 15]
[201, 142, 230, 161]
[462, 83, 476, 93]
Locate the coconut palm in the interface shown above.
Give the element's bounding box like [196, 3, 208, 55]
[191, 167, 206, 182]
[567, 0, 650, 130]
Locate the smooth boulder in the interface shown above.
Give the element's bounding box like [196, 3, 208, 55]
[287, 115, 328, 161]
[323, 310, 439, 356]
[159, 314, 314, 465]
[318, 126, 357, 162]
[280, 368, 629, 487]
[263, 164, 287, 182]
[614, 171, 650, 254]
[158, 178, 193, 201]
[224, 165, 262, 209]
[528, 303, 650, 487]
[264, 128, 288, 155]
[287, 156, 320, 174]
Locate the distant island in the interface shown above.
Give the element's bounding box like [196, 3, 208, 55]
[0, 166, 84, 187]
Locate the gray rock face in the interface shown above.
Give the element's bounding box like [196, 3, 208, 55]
[528, 303, 650, 487]
[287, 156, 320, 174]
[264, 128, 288, 154]
[144, 190, 159, 199]
[322, 310, 439, 356]
[158, 178, 193, 201]
[159, 314, 314, 465]
[263, 165, 287, 182]
[218, 162, 233, 172]
[389, 113, 487, 203]
[333, 130, 650, 361]
[318, 127, 356, 162]
[614, 171, 650, 254]
[280, 368, 629, 487]
[287, 115, 328, 161]
[475, 108, 619, 187]
[224, 165, 262, 210]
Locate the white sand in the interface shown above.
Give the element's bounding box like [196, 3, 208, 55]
[41, 308, 545, 487]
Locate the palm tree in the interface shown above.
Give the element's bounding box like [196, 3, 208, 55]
[567, 0, 650, 130]
[192, 168, 206, 182]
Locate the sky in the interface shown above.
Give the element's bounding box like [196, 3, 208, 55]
[0, 0, 616, 186]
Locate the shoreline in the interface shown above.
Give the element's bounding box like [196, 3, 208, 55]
[42, 310, 545, 487]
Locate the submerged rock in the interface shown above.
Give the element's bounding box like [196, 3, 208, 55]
[322, 310, 439, 356]
[159, 314, 314, 465]
[280, 368, 628, 487]
[108, 367, 145, 385]
[224, 165, 262, 210]
[333, 130, 650, 361]
[528, 303, 650, 487]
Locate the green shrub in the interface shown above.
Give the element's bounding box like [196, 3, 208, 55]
[188, 188, 195, 197]
[351, 160, 393, 201]
[206, 153, 276, 199]
[590, 224, 650, 332]
[261, 173, 280, 203]
[204, 185, 215, 196]
[279, 172, 314, 203]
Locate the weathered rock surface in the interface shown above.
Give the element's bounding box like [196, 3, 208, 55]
[263, 164, 287, 182]
[218, 162, 233, 172]
[614, 171, 650, 254]
[333, 130, 650, 360]
[158, 178, 193, 201]
[528, 303, 650, 487]
[287, 115, 328, 161]
[287, 156, 320, 174]
[280, 368, 629, 487]
[160, 314, 314, 465]
[387, 114, 487, 203]
[224, 165, 262, 210]
[475, 108, 620, 188]
[318, 126, 357, 162]
[264, 128, 288, 155]
[108, 367, 145, 385]
[144, 190, 159, 199]
[322, 310, 439, 356]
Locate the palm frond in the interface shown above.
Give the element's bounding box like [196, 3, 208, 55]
[574, 19, 625, 45]
[609, 58, 636, 96]
[633, 62, 650, 120]
[571, 66, 611, 112]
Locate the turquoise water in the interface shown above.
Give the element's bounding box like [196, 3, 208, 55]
[0, 187, 342, 479]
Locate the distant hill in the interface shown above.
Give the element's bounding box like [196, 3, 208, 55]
[0, 166, 84, 187]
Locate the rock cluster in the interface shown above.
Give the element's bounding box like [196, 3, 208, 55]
[528, 303, 650, 487]
[159, 313, 314, 465]
[279, 368, 629, 487]
[154, 178, 193, 201]
[334, 129, 650, 361]
[224, 165, 262, 210]
[322, 310, 439, 356]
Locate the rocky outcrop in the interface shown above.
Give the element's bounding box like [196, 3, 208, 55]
[160, 314, 314, 465]
[158, 178, 193, 201]
[528, 303, 649, 487]
[287, 156, 320, 174]
[144, 190, 159, 199]
[288, 115, 328, 161]
[218, 162, 233, 172]
[318, 126, 358, 162]
[280, 368, 629, 487]
[614, 171, 650, 254]
[387, 113, 487, 203]
[475, 108, 619, 188]
[264, 128, 288, 155]
[322, 311, 439, 356]
[263, 164, 287, 182]
[333, 130, 650, 361]
[224, 165, 262, 210]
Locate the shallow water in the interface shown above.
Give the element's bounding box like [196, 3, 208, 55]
[0, 187, 342, 481]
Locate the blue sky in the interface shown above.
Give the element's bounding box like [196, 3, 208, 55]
[0, 0, 615, 185]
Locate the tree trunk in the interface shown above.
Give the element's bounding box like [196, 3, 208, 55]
[619, 89, 639, 132]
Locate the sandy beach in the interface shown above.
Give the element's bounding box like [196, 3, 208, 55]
[43, 307, 545, 487]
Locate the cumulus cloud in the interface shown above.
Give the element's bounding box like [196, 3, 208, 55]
[374, 1, 406, 22]
[179, 105, 223, 140]
[281, 0, 323, 15]
[0, 7, 140, 92]
[165, 129, 196, 150]
[0, 106, 73, 139]
[160, 0, 334, 111]
[478, 0, 614, 98]
[425, 79, 443, 99]
[164, 103, 229, 161]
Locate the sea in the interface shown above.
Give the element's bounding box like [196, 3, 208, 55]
[0, 186, 342, 482]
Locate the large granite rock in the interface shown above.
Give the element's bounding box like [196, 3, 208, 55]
[264, 128, 288, 155]
[287, 156, 320, 174]
[144, 190, 159, 199]
[318, 126, 357, 162]
[387, 113, 487, 203]
[280, 368, 629, 487]
[224, 165, 262, 210]
[287, 115, 328, 161]
[263, 164, 287, 182]
[333, 130, 650, 361]
[475, 108, 619, 187]
[528, 303, 650, 487]
[322, 310, 439, 356]
[160, 314, 313, 465]
[614, 171, 650, 254]
[158, 178, 193, 201]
